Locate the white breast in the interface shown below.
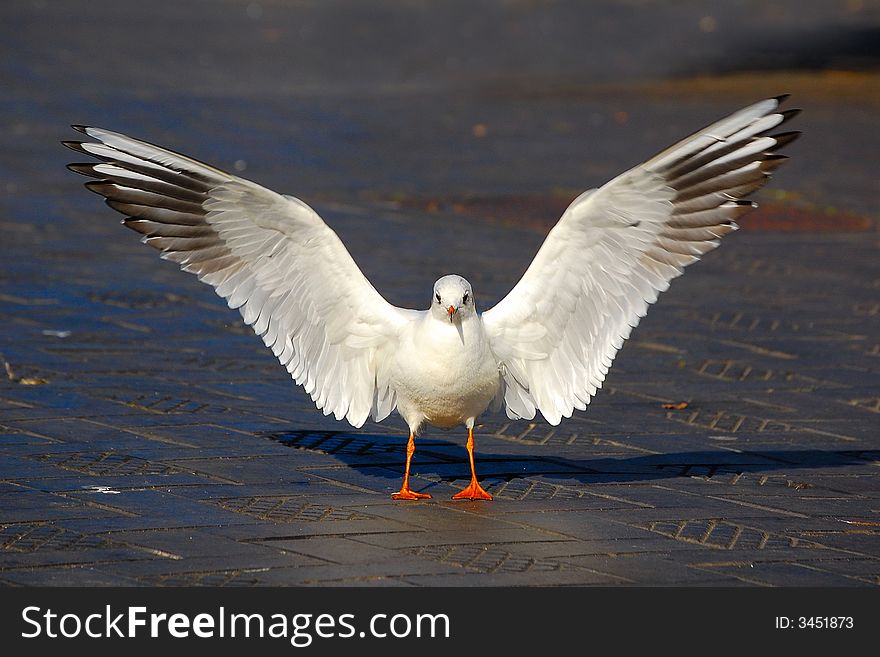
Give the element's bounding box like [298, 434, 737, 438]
[391, 313, 501, 430]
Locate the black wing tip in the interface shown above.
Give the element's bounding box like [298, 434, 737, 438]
[70, 124, 91, 135]
[779, 108, 802, 125]
[61, 139, 86, 153]
[769, 131, 802, 150]
[83, 180, 113, 196]
[67, 162, 100, 178]
[773, 93, 791, 105]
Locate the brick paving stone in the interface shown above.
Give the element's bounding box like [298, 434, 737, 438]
[0, 567, 144, 587]
[691, 562, 876, 587]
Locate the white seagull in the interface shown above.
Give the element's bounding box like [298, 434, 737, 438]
[65, 96, 799, 501]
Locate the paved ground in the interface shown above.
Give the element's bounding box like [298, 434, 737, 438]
[1, 1, 878, 586]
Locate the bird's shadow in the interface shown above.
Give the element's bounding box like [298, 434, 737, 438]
[264, 429, 878, 489]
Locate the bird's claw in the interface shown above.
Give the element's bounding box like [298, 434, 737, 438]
[452, 480, 493, 501]
[391, 487, 432, 500]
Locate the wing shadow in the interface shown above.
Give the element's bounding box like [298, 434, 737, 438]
[264, 429, 878, 488]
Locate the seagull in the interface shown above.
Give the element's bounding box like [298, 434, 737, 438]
[65, 96, 799, 501]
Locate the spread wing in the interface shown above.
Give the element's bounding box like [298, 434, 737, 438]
[65, 126, 415, 427]
[482, 96, 799, 425]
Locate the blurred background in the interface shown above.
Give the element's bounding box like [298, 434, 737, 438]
[4, 2, 879, 213]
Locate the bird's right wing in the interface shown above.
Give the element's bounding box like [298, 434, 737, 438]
[482, 97, 799, 425]
[65, 126, 415, 427]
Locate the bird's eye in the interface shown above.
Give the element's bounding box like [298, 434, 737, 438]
[462, 292, 469, 304]
[435, 293, 441, 303]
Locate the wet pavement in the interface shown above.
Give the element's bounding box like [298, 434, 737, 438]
[1, 0, 878, 586]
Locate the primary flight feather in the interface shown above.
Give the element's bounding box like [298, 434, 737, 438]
[65, 96, 799, 500]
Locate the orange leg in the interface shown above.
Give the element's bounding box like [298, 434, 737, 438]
[391, 432, 432, 500]
[452, 427, 493, 500]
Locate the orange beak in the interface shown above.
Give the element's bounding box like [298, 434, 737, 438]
[447, 305, 457, 320]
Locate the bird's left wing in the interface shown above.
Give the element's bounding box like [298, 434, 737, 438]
[482, 96, 799, 425]
[65, 126, 414, 427]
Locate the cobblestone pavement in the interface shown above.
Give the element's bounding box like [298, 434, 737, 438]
[1, 0, 878, 586]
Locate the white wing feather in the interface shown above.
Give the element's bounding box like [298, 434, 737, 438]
[66, 127, 413, 427]
[482, 96, 798, 425]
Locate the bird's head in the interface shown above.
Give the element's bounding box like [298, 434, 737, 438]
[432, 274, 475, 322]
